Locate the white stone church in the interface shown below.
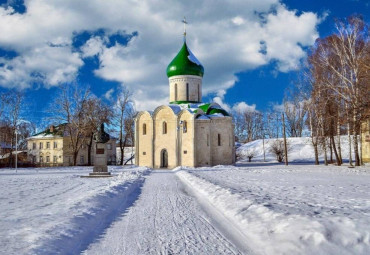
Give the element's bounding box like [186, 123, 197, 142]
[135, 33, 235, 169]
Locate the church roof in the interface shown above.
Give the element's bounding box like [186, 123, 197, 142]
[170, 102, 230, 118]
[166, 42, 204, 78]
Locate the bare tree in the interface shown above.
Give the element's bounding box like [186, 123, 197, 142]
[114, 87, 134, 165]
[269, 139, 290, 163]
[0, 91, 23, 167]
[50, 84, 90, 166]
[245, 148, 256, 162]
[310, 15, 369, 166]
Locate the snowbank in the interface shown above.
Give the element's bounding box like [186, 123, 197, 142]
[237, 136, 358, 163]
[177, 165, 370, 255]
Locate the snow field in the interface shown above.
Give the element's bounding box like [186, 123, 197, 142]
[0, 166, 150, 255]
[176, 165, 370, 255]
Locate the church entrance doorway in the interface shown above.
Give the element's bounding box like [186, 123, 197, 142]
[161, 149, 168, 168]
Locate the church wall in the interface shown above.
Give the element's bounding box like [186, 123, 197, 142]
[154, 107, 178, 168]
[195, 119, 211, 166]
[210, 117, 234, 166]
[136, 112, 154, 168]
[179, 111, 195, 167]
[169, 75, 202, 102]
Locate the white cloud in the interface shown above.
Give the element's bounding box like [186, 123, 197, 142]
[81, 37, 105, 58]
[0, 0, 322, 110]
[232, 102, 257, 113]
[104, 88, 114, 101]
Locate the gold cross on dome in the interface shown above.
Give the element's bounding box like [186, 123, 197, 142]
[182, 16, 187, 40]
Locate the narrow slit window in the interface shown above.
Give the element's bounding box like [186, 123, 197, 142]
[207, 134, 209, 146]
[163, 121, 167, 134]
[174, 83, 178, 101]
[183, 121, 187, 133]
[198, 84, 201, 101]
[186, 83, 189, 101]
[143, 123, 147, 135]
[218, 134, 221, 146]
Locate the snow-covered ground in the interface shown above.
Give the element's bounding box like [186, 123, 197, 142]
[1, 142, 369, 254]
[0, 166, 149, 255]
[178, 164, 370, 254]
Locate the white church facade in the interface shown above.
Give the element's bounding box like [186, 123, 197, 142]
[135, 34, 235, 169]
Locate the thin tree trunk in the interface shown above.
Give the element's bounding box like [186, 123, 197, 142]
[359, 124, 363, 165]
[87, 134, 93, 166]
[330, 134, 341, 166]
[329, 137, 333, 163]
[308, 109, 319, 165]
[282, 113, 288, 166]
[323, 137, 328, 166]
[353, 109, 360, 166]
[346, 104, 353, 166]
[336, 111, 342, 164]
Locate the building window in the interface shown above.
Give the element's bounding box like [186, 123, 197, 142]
[143, 151, 146, 155]
[143, 123, 147, 135]
[40, 156, 43, 163]
[46, 142, 50, 149]
[32, 156, 36, 163]
[68, 156, 72, 164]
[163, 121, 167, 134]
[218, 134, 221, 146]
[32, 143, 36, 149]
[39, 142, 43, 149]
[207, 134, 209, 147]
[46, 156, 50, 163]
[174, 83, 178, 101]
[53, 156, 57, 163]
[54, 142, 57, 149]
[184, 150, 187, 154]
[107, 143, 112, 150]
[80, 156, 84, 164]
[183, 121, 187, 133]
[186, 83, 189, 101]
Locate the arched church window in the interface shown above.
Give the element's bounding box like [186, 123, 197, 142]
[174, 83, 178, 101]
[186, 83, 189, 101]
[183, 121, 187, 133]
[218, 134, 221, 146]
[163, 121, 167, 134]
[143, 123, 147, 135]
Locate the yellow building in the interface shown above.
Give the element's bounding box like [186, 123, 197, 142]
[361, 115, 370, 163]
[27, 124, 116, 166]
[135, 35, 235, 169]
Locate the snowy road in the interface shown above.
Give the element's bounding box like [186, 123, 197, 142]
[84, 171, 243, 255]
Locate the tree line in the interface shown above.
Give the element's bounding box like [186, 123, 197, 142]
[0, 84, 135, 167]
[233, 16, 369, 166]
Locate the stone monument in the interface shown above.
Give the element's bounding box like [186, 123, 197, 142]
[89, 123, 111, 177]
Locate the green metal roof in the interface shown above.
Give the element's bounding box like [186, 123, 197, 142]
[166, 42, 204, 78]
[168, 102, 230, 117]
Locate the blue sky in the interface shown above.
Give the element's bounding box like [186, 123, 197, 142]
[0, 0, 368, 126]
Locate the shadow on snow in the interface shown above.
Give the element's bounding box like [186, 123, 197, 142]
[33, 171, 150, 255]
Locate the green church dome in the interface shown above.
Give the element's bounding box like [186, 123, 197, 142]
[166, 42, 204, 78]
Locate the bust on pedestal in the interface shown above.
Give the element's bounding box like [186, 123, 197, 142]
[89, 123, 112, 177]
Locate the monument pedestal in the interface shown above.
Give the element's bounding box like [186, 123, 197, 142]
[89, 143, 111, 177]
